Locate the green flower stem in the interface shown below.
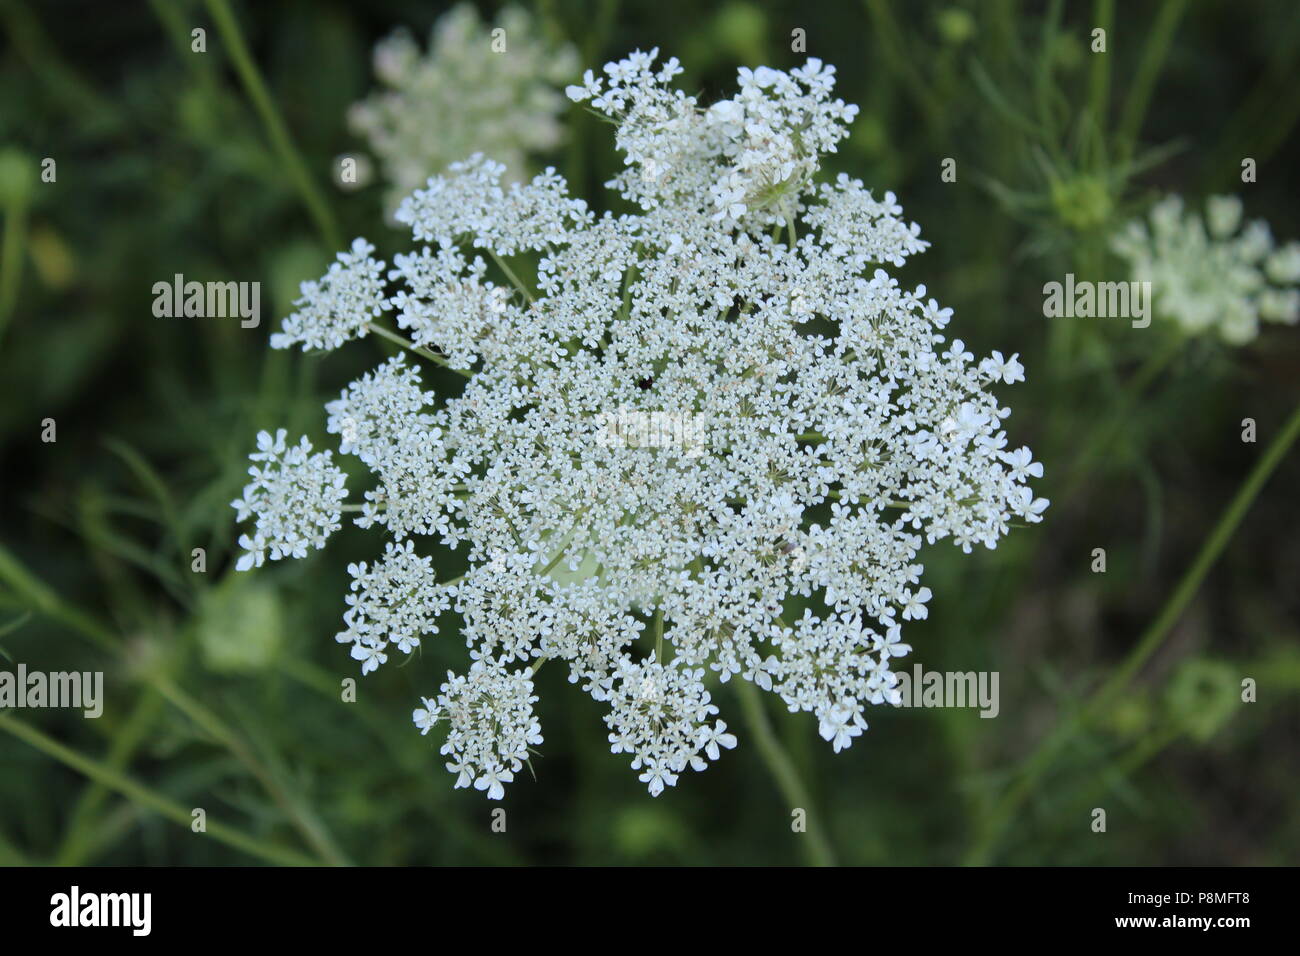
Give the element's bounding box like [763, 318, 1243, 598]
[1034, 0, 1066, 156]
[0, 712, 320, 866]
[1080, 722, 1186, 809]
[152, 671, 353, 866]
[734, 679, 837, 866]
[1087, 0, 1114, 168]
[618, 256, 640, 323]
[966, 395, 1300, 865]
[54, 687, 165, 865]
[1116, 0, 1190, 165]
[862, 0, 945, 137]
[539, 531, 577, 577]
[0, 542, 351, 866]
[204, 0, 342, 251]
[0, 542, 118, 654]
[366, 322, 473, 377]
[488, 250, 537, 305]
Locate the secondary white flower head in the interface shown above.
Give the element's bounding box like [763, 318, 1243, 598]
[567, 51, 858, 230]
[349, 4, 578, 215]
[270, 239, 388, 352]
[1111, 193, 1300, 344]
[230, 429, 347, 571]
[237, 51, 1047, 800]
[336, 539, 452, 673]
[604, 657, 732, 795]
[414, 658, 543, 800]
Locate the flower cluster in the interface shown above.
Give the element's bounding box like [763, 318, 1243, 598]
[413, 659, 543, 799]
[566, 52, 858, 229]
[234, 51, 1047, 799]
[349, 4, 578, 215]
[336, 539, 451, 674]
[1111, 194, 1300, 344]
[231, 429, 347, 571]
[270, 239, 387, 352]
[604, 658, 734, 796]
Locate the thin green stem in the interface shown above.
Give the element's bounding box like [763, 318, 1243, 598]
[54, 688, 165, 865]
[0, 712, 320, 866]
[735, 679, 837, 866]
[151, 672, 352, 866]
[1116, 0, 1189, 165]
[149, 0, 220, 97]
[0, 542, 351, 865]
[204, 0, 341, 250]
[618, 256, 639, 322]
[967, 395, 1300, 864]
[367, 322, 473, 377]
[1091, 400, 1300, 710]
[488, 250, 536, 305]
[540, 543, 572, 577]
[1035, 0, 1066, 154]
[1086, 0, 1114, 171]
[1058, 337, 1183, 501]
[0, 542, 118, 654]
[862, 0, 946, 137]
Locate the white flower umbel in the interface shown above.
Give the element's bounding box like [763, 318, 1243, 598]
[235, 51, 1048, 800]
[349, 3, 578, 216]
[568, 53, 859, 230]
[324, 354, 436, 466]
[604, 657, 734, 796]
[1111, 194, 1300, 344]
[270, 239, 388, 352]
[413, 658, 543, 799]
[231, 429, 347, 571]
[337, 539, 452, 674]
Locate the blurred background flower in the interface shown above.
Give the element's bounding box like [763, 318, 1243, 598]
[348, 3, 578, 216]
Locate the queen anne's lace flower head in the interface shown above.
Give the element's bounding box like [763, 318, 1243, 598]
[349, 4, 578, 215]
[235, 51, 1048, 800]
[1111, 194, 1300, 344]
